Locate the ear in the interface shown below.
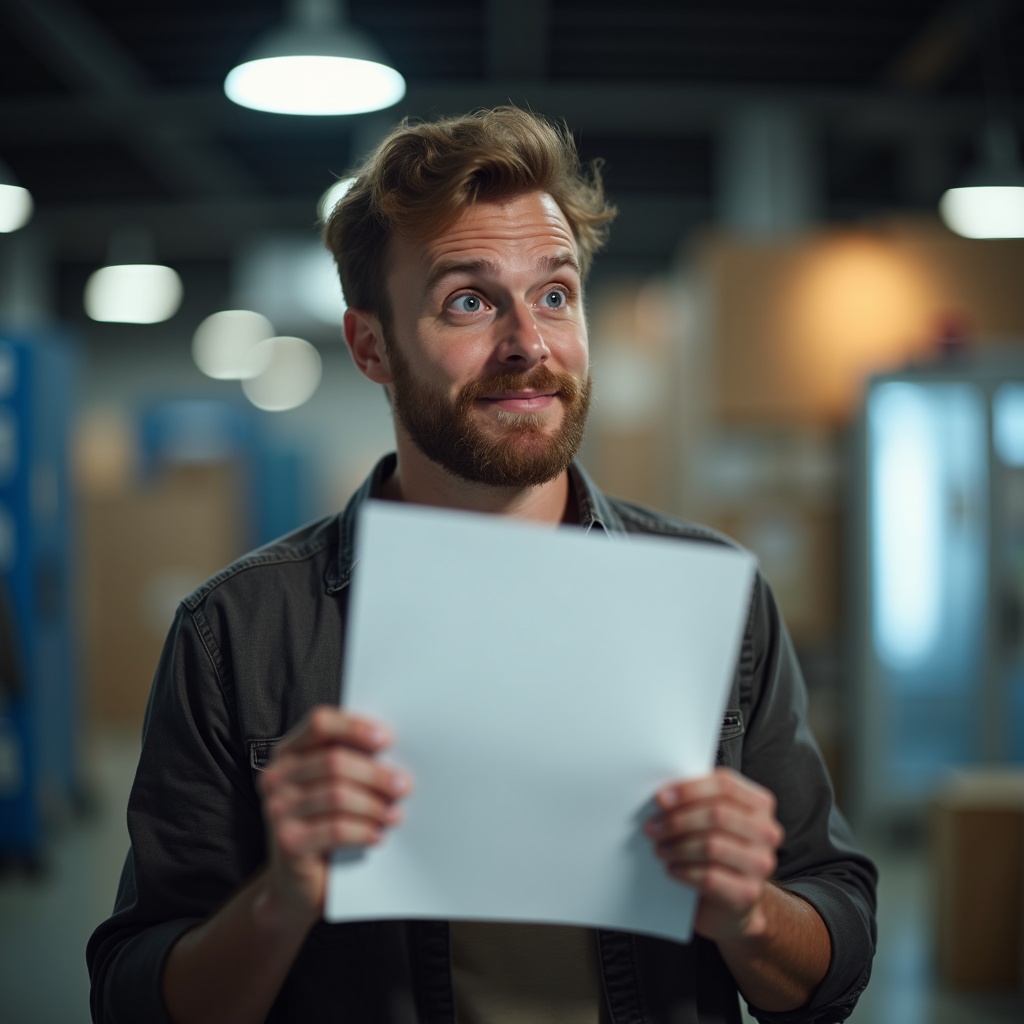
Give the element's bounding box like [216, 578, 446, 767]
[343, 308, 393, 385]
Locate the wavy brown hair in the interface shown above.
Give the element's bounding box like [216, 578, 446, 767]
[322, 106, 617, 323]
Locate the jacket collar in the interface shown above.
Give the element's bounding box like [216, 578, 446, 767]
[326, 453, 623, 594]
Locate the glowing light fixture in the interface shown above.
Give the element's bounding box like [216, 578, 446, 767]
[224, 0, 405, 116]
[869, 383, 943, 670]
[235, 236, 346, 328]
[296, 244, 347, 324]
[317, 176, 355, 222]
[84, 264, 183, 324]
[85, 228, 184, 324]
[0, 159, 33, 234]
[939, 120, 1024, 239]
[192, 309, 275, 380]
[241, 336, 323, 411]
[994, 384, 1024, 466]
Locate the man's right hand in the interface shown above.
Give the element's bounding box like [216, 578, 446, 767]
[258, 705, 412, 926]
[163, 707, 410, 1024]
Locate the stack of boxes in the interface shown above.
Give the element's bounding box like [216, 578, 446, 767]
[932, 769, 1024, 990]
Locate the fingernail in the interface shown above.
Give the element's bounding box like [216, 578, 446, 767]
[389, 771, 411, 795]
[658, 788, 678, 808]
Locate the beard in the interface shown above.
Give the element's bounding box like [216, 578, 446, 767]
[385, 334, 592, 489]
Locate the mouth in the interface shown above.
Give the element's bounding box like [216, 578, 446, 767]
[478, 390, 558, 412]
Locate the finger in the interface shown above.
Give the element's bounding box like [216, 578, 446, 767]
[647, 802, 783, 849]
[287, 746, 411, 797]
[273, 778, 405, 829]
[274, 706, 392, 757]
[655, 831, 778, 880]
[275, 810, 386, 858]
[657, 768, 775, 815]
[263, 747, 412, 801]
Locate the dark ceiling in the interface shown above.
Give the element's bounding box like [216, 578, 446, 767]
[1, 0, 1022, 314]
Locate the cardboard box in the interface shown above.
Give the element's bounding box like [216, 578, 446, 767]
[932, 770, 1024, 989]
[713, 503, 840, 645]
[694, 221, 1024, 426]
[78, 462, 246, 728]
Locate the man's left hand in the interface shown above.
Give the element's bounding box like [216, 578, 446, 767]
[645, 768, 785, 943]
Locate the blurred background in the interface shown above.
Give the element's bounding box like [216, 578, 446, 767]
[2, 0, 1024, 1020]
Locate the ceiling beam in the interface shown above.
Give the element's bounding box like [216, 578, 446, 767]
[0, 0, 263, 199]
[485, 0, 548, 80]
[0, 82, 1010, 147]
[0, 0, 146, 93]
[31, 197, 317, 261]
[25, 192, 710, 263]
[882, 0, 1016, 89]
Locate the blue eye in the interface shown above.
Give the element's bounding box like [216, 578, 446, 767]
[541, 289, 567, 308]
[451, 294, 483, 313]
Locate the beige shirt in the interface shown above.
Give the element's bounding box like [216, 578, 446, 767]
[450, 921, 612, 1024]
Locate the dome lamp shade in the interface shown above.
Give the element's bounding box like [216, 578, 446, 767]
[939, 121, 1024, 239]
[224, 1, 404, 116]
[84, 264, 183, 324]
[0, 159, 33, 234]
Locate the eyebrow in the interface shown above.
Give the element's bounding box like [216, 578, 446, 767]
[424, 252, 581, 295]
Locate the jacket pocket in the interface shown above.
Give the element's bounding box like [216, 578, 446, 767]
[249, 737, 281, 772]
[715, 709, 744, 768]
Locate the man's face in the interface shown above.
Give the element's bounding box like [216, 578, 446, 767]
[381, 191, 592, 489]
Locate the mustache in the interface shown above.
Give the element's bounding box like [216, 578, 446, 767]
[459, 366, 584, 404]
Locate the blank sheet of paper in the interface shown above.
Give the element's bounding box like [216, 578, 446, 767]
[325, 500, 756, 944]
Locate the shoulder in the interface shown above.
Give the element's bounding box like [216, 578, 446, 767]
[160, 515, 347, 718]
[605, 495, 750, 555]
[574, 458, 746, 550]
[179, 513, 342, 615]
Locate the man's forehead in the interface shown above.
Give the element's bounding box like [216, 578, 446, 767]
[404, 191, 578, 273]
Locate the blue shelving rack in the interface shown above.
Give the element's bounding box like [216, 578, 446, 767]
[0, 328, 79, 864]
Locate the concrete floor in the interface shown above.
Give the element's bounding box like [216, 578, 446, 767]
[1, 728, 1022, 1024]
[0, 728, 136, 1024]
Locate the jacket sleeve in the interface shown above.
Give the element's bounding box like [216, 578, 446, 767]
[87, 601, 265, 1024]
[739, 574, 877, 1024]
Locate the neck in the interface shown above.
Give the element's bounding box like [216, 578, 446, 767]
[382, 442, 575, 526]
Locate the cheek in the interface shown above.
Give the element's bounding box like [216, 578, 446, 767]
[555, 325, 589, 372]
[397, 323, 467, 380]
[427, 334, 495, 381]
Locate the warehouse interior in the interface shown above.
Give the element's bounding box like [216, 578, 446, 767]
[2, 1, 1024, 1021]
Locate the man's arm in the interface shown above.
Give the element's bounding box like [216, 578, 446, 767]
[647, 768, 831, 1012]
[162, 707, 411, 1024]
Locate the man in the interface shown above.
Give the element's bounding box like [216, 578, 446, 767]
[88, 107, 876, 1024]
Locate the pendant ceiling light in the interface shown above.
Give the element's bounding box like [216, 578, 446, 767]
[938, 11, 1024, 241]
[84, 228, 183, 324]
[85, 264, 184, 324]
[225, 0, 405, 116]
[241, 336, 323, 412]
[192, 309, 275, 380]
[939, 120, 1024, 239]
[0, 158, 34, 234]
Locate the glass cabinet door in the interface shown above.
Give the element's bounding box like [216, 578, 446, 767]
[992, 384, 1024, 761]
[867, 381, 988, 806]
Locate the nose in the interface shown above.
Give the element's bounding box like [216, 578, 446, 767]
[496, 300, 549, 368]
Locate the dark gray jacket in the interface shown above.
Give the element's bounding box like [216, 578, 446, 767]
[87, 455, 876, 1024]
